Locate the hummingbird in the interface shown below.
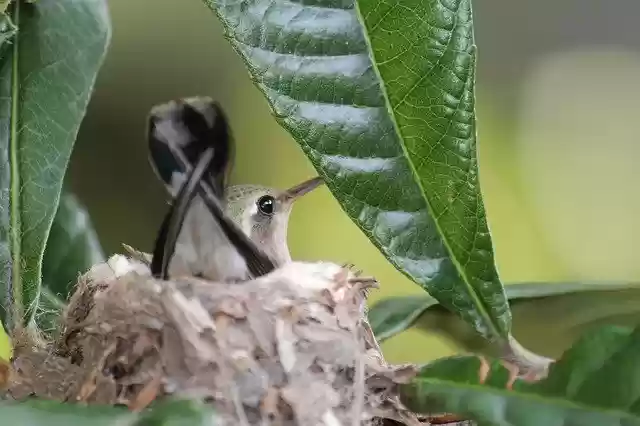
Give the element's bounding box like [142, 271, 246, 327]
[146, 96, 323, 282]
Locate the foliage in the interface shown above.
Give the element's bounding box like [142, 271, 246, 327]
[198, 0, 640, 423]
[369, 281, 640, 344]
[0, 0, 110, 330]
[201, 0, 511, 346]
[42, 193, 105, 299]
[37, 192, 105, 334]
[0, 191, 104, 360]
[0, 399, 218, 425]
[0, 0, 634, 423]
[401, 325, 640, 426]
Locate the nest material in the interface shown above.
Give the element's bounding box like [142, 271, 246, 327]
[3, 254, 423, 425]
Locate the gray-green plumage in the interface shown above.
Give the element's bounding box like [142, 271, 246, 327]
[224, 178, 323, 267]
[147, 96, 323, 282]
[167, 177, 322, 281]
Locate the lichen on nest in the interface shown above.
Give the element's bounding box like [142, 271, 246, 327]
[3, 253, 422, 425]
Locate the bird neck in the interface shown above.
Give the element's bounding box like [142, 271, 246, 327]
[260, 224, 291, 266]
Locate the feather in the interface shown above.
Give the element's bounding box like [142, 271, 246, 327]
[147, 97, 233, 197]
[148, 98, 275, 281]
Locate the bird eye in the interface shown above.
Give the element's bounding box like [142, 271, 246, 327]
[257, 195, 276, 216]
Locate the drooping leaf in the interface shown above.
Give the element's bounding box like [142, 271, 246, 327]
[201, 0, 510, 341]
[370, 281, 640, 343]
[0, 0, 111, 330]
[401, 325, 640, 426]
[353, 0, 510, 339]
[0, 398, 218, 425]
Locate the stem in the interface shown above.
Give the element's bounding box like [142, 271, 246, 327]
[502, 334, 554, 380]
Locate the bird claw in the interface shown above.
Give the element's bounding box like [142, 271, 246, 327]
[347, 276, 379, 289]
[341, 262, 364, 277]
[340, 263, 378, 289]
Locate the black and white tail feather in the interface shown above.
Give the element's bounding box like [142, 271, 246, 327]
[147, 97, 275, 281]
[148, 97, 233, 197]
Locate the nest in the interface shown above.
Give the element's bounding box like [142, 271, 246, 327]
[2, 254, 425, 425]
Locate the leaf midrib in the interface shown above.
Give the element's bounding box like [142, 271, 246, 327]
[9, 0, 21, 327]
[353, 1, 503, 339]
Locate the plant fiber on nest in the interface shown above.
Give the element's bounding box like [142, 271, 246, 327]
[4, 254, 422, 425]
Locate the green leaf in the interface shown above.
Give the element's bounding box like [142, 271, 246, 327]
[354, 0, 508, 337]
[202, 0, 509, 341]
[32, 193, 103, 335]
[34, 287, 65, 336]
[0, 0, 111, 329]
[401, 325, 640, 426]
[0, 3, 12, 15]
[0, 13, 16, 52]
[368, 295, 430, 343]
[370, 281, 640, 343]
[42, 193, 104, 300]
[0, 398, 218, 425]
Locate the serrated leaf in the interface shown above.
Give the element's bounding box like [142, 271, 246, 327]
[202, 0, 509, 342]
[370, 281, 640, 343]
[0, 398, 218, 425]
[401, 325, 640, 426]
[0, 0, 111, 330]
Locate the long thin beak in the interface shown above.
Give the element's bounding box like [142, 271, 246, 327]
[279, 176, 324, 202]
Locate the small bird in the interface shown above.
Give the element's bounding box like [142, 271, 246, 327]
[223, 177, 323, 266]
[147, 96, 323, 282]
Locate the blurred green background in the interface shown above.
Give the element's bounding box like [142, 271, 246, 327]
[65, 0, 640, 363]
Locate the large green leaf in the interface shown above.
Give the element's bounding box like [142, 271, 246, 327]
[202, 0, 509, 341]
[0, 0, 111, 329]
[0, 399, 218, 425]
[370, 281, 640, 343]
[401, 325, 640, 426]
